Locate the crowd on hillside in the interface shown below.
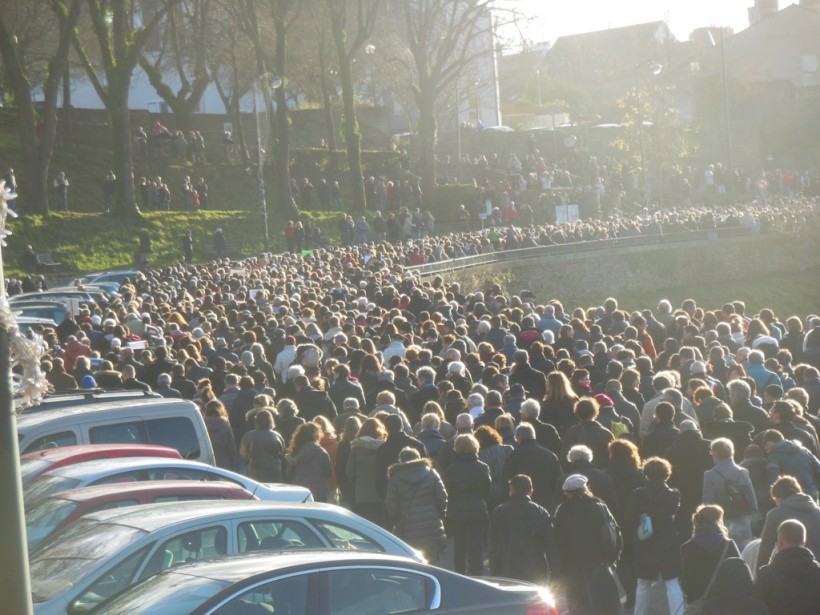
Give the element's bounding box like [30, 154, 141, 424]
[15, 223, 820, 613]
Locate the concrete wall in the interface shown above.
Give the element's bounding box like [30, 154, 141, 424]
[444, 230, 820, 311]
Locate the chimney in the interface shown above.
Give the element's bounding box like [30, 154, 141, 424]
[748, 0, 779, 26]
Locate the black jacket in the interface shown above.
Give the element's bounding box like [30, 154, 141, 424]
[553, 460, 619, 517]
[523, 418, 562, 456]
[755, 546, 820, 615]
[642, 421, 679, 459]
[563, 420, 614, 468]
[443, 452, 491, 526]
[668, 430, 714, 515]
[375, 432, 427, 498]
[293, 387, 337, 422]
[502, 438, 562, 510]
[328, 378, 366, 413]
[509, 364, 547, 400]
[489, 493, 560, 584]
[605, 463, 646, 527]
[626, 480, 682, 580]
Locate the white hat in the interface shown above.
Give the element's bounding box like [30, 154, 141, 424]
[690, 361, 707, 375]
[562, 474, 588, 491]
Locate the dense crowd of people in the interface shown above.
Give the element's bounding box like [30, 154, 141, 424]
[15, 202, 820, 614]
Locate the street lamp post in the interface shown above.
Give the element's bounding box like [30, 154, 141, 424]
[365, 44, 376, 106]
[252, 73, 283, 252]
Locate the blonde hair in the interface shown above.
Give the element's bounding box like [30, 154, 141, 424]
[453, 434, 479, 454]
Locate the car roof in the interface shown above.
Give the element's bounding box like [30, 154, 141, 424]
[19, 389, 162, 412]
[158, 551, 426, 584]
[49, 480, 253, 504]
[20, 443, 181, 463]
[81, 500, 350, 532]
[16, 397, 195, 427]
[41, 456, 214, 479]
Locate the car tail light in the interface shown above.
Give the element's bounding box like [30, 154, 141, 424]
[525, 601, 558, 615]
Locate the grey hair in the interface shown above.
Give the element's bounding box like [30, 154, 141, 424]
[710, 437, 734, 460]
[520, 398, 541, 420]
[467, 393, 484, 408]
[567, 444, 593, 464]
[662, 388, 683, 409]
[515, 423, 536, 441]
[417, 366, 436, 384]
[728, 379, 751, 400]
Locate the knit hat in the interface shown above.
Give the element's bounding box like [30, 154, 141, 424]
[80, 375, 97, 389]
[562, 474, 588, 491]
[679, 419, 699, 433]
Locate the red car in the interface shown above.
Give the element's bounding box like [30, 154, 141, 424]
[26, 480, 256, 552]
[20, 443, 182, 487]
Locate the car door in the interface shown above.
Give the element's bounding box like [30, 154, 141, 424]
[136, 524, 231, 583]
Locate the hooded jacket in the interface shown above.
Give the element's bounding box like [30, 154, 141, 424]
[767, 440, 820, 499]
[346, 436, 384, 504]
[758, 492, 820, 571]
[385, 458, 446, 545]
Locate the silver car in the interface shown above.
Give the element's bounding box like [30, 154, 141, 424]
[23, 457, 311, 508]
[30, 500, 421, 615]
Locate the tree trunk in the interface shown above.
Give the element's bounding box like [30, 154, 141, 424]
[319, 51, 337, 151]
[336, 53, 365, 210]
[273, 16, 295, 217]
[109, 79, 138, 214]
[417, 90, 438, 210]
[61, 63, 73, 151]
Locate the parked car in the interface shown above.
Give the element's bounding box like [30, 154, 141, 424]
[10, 289, 103, 306]
[87, 551, 559, 615]
[16, 316, 59, 336]
[23, 457, 312, 508]
[10, 299, 69, 325]
[20, 443, 182, 487]
[82, 270, 141, 287]
[16, 397, 215, 464]
[30, 500, 422, 615]
[18, 389, 161, 414]
[26, 480, 256, 551]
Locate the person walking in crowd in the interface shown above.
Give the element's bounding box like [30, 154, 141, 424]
[704, 437, 758, 550]
[554, 473, 622, 615]
[285, 422, 332, 502]
[488, 474, 560, 586]
[757, 475, 820, 572]
[443, 434, 491, 576]
[239, 408, 286, 482]
[385, 447, 447, 563]
[755, 519, 820, 614]
[626, 456, 684, 615]
[53, 170, 69, 211]
[203, 399, 238, 471]
[346, 417, 388, 526]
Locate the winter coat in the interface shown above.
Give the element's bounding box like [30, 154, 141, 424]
[605, 463, 647, 527]
[479, 443, 514, 501]
[522, 418, 563, 456]
[239, 428, 286, 482]
[626, 480, 682, 580]
[641, 421, 679, 459]
[276, 416, 305, 450]
[703, 419, 754, 462]
[681, 530, 742, 603]
[703, 458, 758, 518]
[755, 546, 820, 615]
[385, 458, 446, 549]
[554, 494, 621, 614]
[375, 432, 427, 498]
[443, 452, 491, 527]
[553, 460, 619, 518]
[668, 430, 714, 516]
[346, 436, 384, 504]
[228, 387, 258, 448]
[286, 442, 332, 501]
[766, 439, 820, 499]
[540, 398, 579, 435]
[417, 429, 446, 461]
[741, 456, 776, 519]
[696, 396, 730, 426]
[731, 399, 769, 434]
[758, 493, 820, 571]
[205, 415, 237, 471]
[563, 420, 614, 468]
[489, 493, 560, 585]
[503, 438, 562, 510]
[509, 363, 547, 400]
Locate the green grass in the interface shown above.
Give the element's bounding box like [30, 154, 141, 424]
[3, 209, 345, 277]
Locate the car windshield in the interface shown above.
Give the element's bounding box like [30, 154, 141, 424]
[30, 522, 146, 603]
[26, 498, 80, 551]
[24, 475, 82, 507]
[20, 458, 52, 487]
[90, 571, 230, 614]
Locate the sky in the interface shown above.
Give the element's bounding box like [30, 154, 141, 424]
[506, 0, 753, 44]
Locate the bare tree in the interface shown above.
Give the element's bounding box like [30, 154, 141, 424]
[328, 0, 382, 210]
[400, 0, 501, 207]
[71, 0, 177, 213]
[0, 0, 84, 214]
[137, 0, 212, 132]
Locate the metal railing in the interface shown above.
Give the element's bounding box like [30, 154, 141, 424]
[412, 225, 765, 277]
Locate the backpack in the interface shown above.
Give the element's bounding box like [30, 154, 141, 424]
[597, 502, 623, 564]
[715, 468, 753, 518]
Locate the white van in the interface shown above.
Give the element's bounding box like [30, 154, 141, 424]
[17, 398, 215, 465]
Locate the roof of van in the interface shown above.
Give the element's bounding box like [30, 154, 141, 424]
[16, 397, 198, 430]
